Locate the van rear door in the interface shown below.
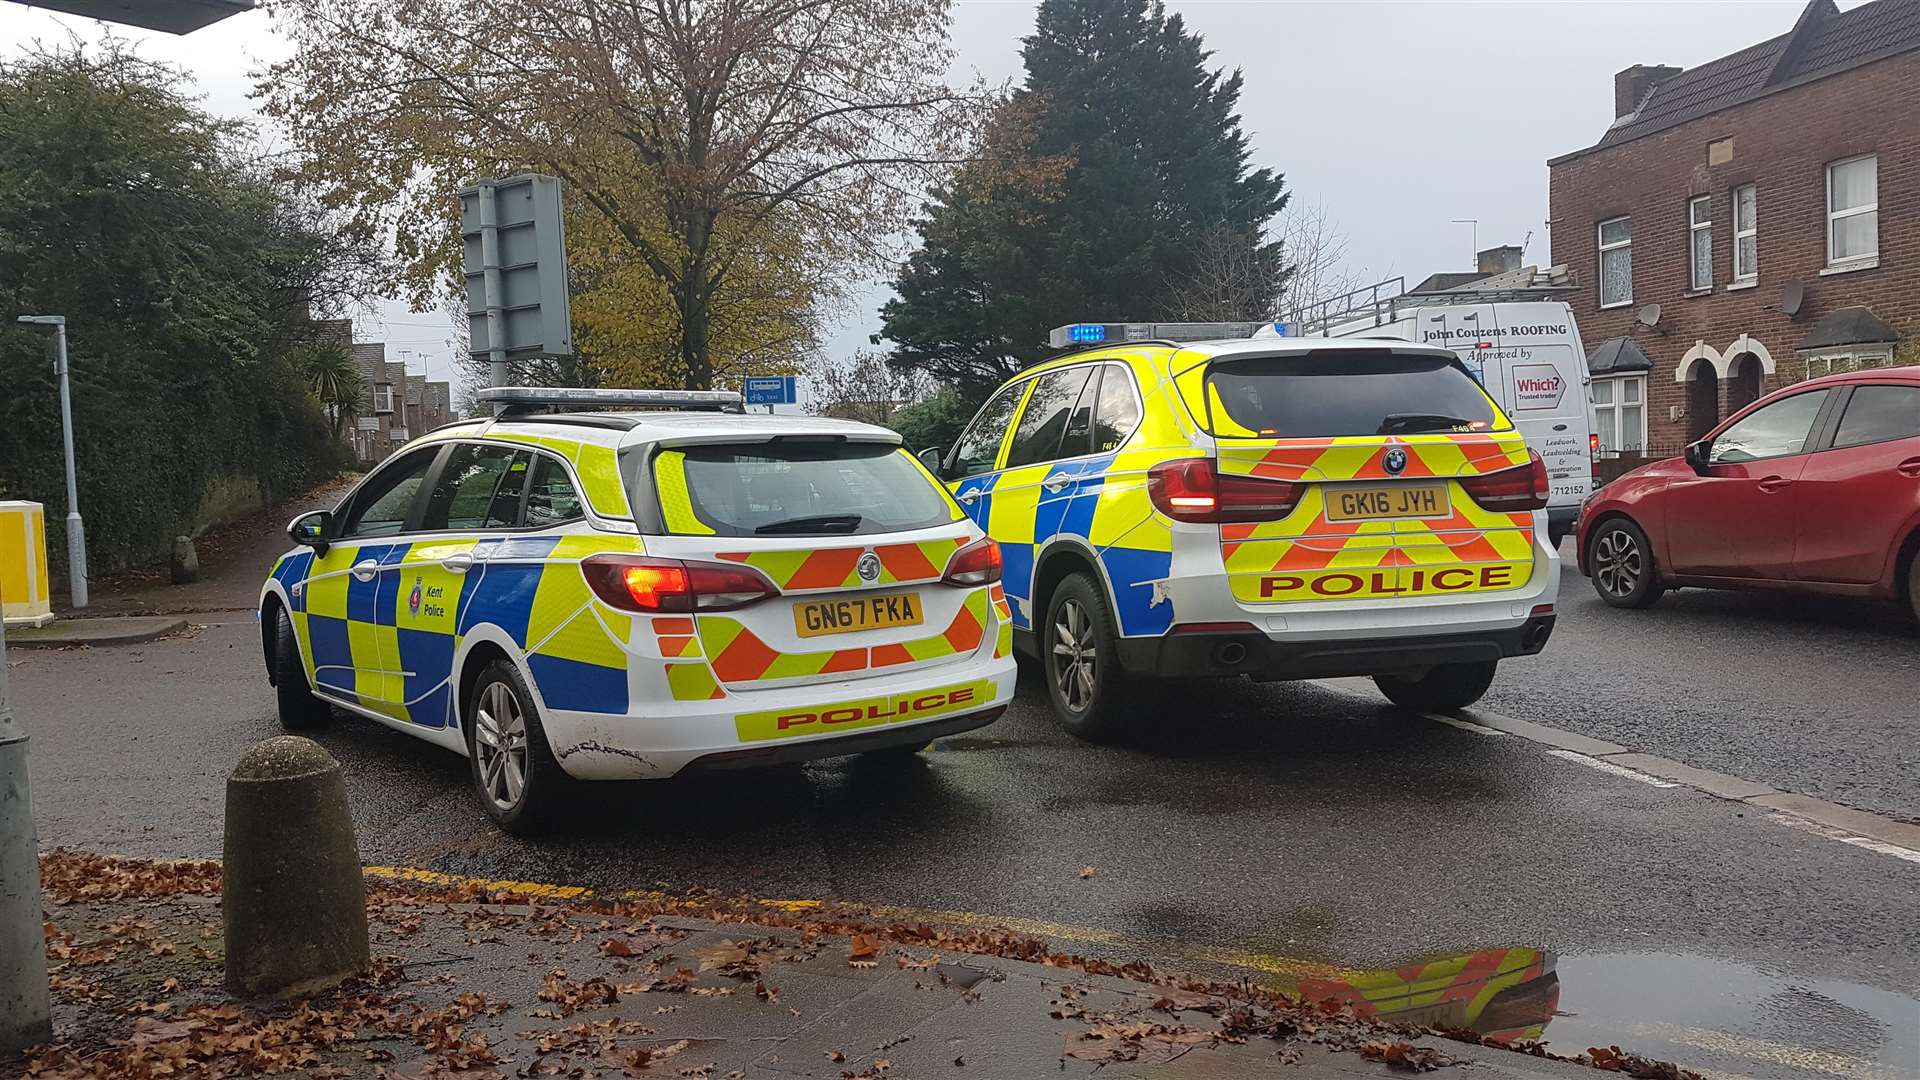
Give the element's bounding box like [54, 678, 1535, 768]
[1409, 303, 1591, 511]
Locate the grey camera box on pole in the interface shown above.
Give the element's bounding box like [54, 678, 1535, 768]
[459, 174, 573, 389]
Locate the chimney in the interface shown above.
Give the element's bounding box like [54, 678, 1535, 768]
[1614, 64, 1681, 119]
[1477, 245, 1523, 276]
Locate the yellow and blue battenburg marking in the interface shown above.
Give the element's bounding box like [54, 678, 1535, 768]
[954, 450, 1174, 638]
[274, 532, 647, 729]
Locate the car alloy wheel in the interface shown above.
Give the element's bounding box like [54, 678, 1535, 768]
[473, 680, 529, 812]
[1593, 526, 1644, 600]
[1051, 598, 1096, 714]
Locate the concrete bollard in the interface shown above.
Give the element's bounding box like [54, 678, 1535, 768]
[223, 736, 368, 998]
[169, 536, 199, 585]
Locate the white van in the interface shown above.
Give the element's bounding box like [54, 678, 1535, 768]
[1264, 293, 1596, 546]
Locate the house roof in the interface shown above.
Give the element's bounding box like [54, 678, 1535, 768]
[1587, 336, 1655, 376]
[1556, 0, 1920, 162]
[1796, 306, 1901, 350]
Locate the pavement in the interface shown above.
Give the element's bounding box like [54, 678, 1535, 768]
[4, 616, 187, 649]
[1, 477, 352, 648]
[15, 853, 1613, 1080]
[6, 519, 1919, 1079]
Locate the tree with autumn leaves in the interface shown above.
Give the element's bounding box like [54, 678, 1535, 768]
[262, 0, 978, 391]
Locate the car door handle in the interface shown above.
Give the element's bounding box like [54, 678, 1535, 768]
[349, 559, 380, 582]
[1757, 476, 1794, 493]
[1043, 474, 1072, 494]
[440, 552, 475, 574]
[1898, 457, 1920, 477]
[956, 489, 981, 505]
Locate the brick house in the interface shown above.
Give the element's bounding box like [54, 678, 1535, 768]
[346, 341, 452, 464]
[1548, 0, 1920, 459]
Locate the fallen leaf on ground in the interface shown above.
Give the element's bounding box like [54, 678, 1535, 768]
[1358, 1040, 1448, 1072]
[1080, 865, 1097, 879]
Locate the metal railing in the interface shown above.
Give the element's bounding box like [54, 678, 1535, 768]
[1286, 276, 1577, 337]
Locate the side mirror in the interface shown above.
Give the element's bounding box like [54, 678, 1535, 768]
[288, 510, 332, 554]
[917, 446, 947, 479]
[1683, 441, 1710, 474]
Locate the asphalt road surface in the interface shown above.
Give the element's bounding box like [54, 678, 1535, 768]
[9, 565, 1919, 1080]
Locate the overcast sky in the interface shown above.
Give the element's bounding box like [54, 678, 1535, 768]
[3, 0, 1838, 393]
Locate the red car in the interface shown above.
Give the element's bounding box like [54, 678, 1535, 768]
[1577, 367, 1920, 618]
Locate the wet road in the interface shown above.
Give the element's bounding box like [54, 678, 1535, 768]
[1486, 556, 1920, 824]
[10, 610, 1919, 1079]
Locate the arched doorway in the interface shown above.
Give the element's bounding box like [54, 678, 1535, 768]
[1688, 363, 1721, 442]
[1728, 353, 1763, 411]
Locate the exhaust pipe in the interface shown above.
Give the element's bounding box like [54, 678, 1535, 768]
[1212, 640, 1248, 668]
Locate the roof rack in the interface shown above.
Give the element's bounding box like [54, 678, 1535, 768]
[476, 386, 745, 416]
[1285, 275, 1577, 336]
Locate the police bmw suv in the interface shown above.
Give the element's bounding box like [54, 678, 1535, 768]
[919, 334, 1559, 738]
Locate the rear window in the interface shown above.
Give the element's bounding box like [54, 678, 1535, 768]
[666, 443, 960, 537]
[1205, 351, 1509, 438]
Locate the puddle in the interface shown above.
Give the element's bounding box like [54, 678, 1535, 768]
[1256, 948, 1917, 1080]
[1546, 952, 1919, 1080]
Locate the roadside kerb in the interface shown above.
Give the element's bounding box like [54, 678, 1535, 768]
[4, 616, 188, 649]
[1436, 705, 1920, 857]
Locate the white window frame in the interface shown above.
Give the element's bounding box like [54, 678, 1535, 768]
[373, 382, 395, 414]
[1590, 374, 1648, 454]
[1731, 184, 1757, 282]
[1688, 196, 1713, 291]
[1825, 155, 1877, 267]
[1597, 216, 1632, 309]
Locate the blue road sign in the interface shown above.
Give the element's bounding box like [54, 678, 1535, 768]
[744, 375, 796, 405]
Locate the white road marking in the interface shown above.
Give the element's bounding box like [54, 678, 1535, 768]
[1316, 679, 1920, 867]
[1425, 713, 1508, 736]
[1767, 812, 1920, 866]
[1542, 748, 1678, 788]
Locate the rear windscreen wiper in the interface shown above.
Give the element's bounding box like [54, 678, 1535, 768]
[754, 514, 863, 535]
[1377, 413, 1477, 435]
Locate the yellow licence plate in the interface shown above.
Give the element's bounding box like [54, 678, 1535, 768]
[1325, 482, 1448, 521]
[794, 593, 924, 638]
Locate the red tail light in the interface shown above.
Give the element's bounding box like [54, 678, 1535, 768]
[581, 555, 776, 613]
[1460, 450, 1551, 512]
[1590, 432, 1602, 482]
[942, 538, 1002, 586]
[1147, 458, 1303, 523]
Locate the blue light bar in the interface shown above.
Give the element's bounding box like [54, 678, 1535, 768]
[1067, 324, 1108, 344]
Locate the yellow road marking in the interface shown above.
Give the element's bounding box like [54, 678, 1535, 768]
[361, 864, 1356, 984]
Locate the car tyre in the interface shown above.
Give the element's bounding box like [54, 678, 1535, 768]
[1373, 660, 1498, 712]
[1908, 561, 1920, 624]
[272, 606, 331, 730]
[1042, 572, 1134, 742]
[1587, 517, 1662, 609]
[465, 658, 572, 835]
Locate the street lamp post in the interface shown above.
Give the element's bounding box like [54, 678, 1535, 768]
[0, 615, 51, 1057]
[16, 317, 86, 609]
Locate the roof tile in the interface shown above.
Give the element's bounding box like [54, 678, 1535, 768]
[1583, 0, 1920, 155]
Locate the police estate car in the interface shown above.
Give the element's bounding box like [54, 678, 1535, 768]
[259, 388, 1016, 831]
[917, 331, 1560, 739]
